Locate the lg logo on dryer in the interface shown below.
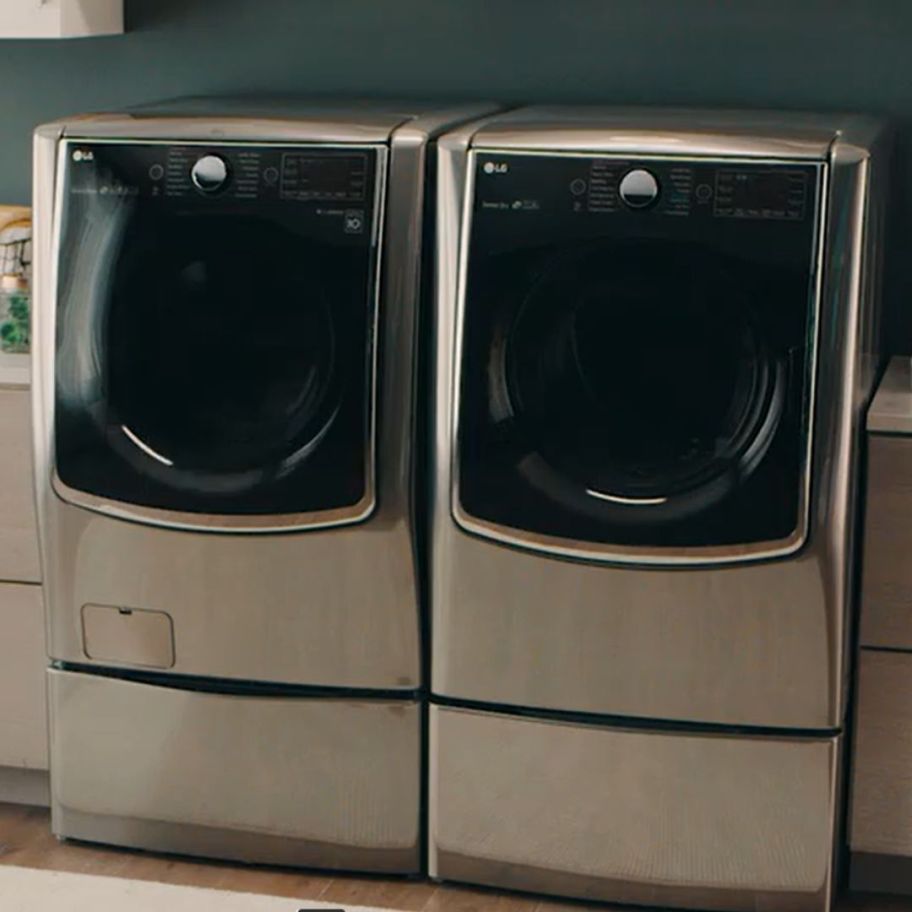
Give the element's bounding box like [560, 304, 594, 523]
[482, 161, 509, 175]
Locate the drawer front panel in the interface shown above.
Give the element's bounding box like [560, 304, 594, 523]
[49, 669, 421, 872]
[431, 705, 837, 912]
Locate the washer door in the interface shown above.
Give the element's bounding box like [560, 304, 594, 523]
[500, 242, 785, 525]
[106, 212, 342, 495]
[455, 152, 822, 559]
[54, 141, 383, 527]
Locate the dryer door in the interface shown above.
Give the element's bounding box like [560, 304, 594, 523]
[455, 152, 824, 563]
[53, 140, 384, 530]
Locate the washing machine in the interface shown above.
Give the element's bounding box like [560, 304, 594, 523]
[429, 108, 890, 910]
[31, 97, 493, 873]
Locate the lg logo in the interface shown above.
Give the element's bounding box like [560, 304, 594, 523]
[71, 149, 95, 163]
[483, 161, 509, 175]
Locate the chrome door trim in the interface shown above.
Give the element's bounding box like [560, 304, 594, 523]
[448, 148, 829, 567]
[45, 137, 387, 534]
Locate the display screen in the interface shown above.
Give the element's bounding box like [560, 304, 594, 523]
[280, 153, 368, 203]
[714, 169, 808, 220]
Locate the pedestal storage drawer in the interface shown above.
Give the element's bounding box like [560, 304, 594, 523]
[48, 669, 422, 872]
[432, 705, 837, 912]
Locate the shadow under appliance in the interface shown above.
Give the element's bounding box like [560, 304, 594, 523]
[33, 97, 491, 873]
[430, 107, 889, 911]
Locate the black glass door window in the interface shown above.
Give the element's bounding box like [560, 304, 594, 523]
[54, 141, 382, 519]
[457, 153, 822, 550]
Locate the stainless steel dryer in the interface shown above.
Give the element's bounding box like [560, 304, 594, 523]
[429, 108, 890, 910]
[32, 97, 492, 873]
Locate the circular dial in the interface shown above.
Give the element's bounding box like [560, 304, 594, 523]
[619, 169, 660, 208]
[191, 155, 229, 194]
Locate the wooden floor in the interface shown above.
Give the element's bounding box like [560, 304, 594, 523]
[0, 802, 905, 912]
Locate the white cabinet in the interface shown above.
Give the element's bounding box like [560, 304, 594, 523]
[0, 362, 48, 784]
[0, 0, 122, 39]
[0, 384, 40, 584]
[0, 583, 47, 769]
[850, 358, 912, 892]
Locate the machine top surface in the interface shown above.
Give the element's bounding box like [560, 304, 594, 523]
[466, 105, 885, 159]
[42, 95, 496, 144]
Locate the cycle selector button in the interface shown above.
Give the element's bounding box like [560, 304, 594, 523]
[191, 155, 229, 194]
[619, 169, 659, 209]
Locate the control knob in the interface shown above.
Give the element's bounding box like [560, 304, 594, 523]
[619, 169, 659, 209]
[191, 155, 229, 194]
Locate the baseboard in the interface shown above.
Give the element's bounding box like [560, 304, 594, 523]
[0, 766, 50, 807]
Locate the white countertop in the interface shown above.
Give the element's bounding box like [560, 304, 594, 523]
[0, 352, 30, 390]
[868, 356, 912, 434]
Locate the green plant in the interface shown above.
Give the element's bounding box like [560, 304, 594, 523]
[0, 290, 29, 353]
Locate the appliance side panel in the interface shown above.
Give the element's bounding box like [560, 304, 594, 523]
[430, 705, 836, 912]
[380, 126, 426, 529]
[815, 137, 877, 726]
[430, 123, 483, 691]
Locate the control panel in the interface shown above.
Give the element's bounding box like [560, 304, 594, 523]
[473, 151, 817, 223]
[64, 141, 376, 207]
[62, 141, 381, 242]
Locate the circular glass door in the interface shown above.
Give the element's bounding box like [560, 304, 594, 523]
[106, 213, 343, 495]
[498, 242, 786, 524]
[53, 140, 380, 522]
[456, 151, 820, 555]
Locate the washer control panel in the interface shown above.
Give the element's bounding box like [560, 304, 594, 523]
[474, 151, 817, 222]
[63, 141, 381, 241]
[65, 141, 376, 206]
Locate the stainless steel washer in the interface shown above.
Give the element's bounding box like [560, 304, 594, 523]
[32, 97, 493, 873]
[429, 107, 890, 910]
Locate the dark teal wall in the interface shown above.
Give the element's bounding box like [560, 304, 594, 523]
[2, 0, 910, 344]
